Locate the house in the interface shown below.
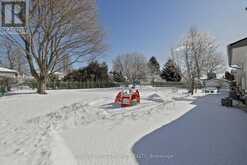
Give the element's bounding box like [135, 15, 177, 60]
[0, 67, 18, 80]
[228, 37, 247, 93]
[53, 72, 65, 80]
[204, 78, 229, 89]
[0, 67, 18, 93]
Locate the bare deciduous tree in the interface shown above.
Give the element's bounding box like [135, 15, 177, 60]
[204, 52, 226, 74]
[55, 54, 73, 74]
[1, 0, 105, 94]
[178, 28, 224, 94]
[0, 38, 28, 74]
[113, 53, 148, 83]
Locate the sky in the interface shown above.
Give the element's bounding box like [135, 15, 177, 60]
[97, 0, 247, 69]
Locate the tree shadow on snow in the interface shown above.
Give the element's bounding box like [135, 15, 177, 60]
[132, 93, 247, 165]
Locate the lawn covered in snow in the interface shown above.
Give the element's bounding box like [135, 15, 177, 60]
[0, 87, 196, 165]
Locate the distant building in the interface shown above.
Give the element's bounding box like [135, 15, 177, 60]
[204, 78, 229, 89]
[53, 72, 65, 80]
[0, 67, 18, 80]
[0, 67, 18, 91]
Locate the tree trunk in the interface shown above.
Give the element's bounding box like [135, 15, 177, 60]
[191, 77, 195, 95]
[37, 78, 47, 94]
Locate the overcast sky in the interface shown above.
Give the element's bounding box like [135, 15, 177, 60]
[97, 0, 247, 68]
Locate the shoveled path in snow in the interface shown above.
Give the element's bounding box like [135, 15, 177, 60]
[133, 93, 247, 165]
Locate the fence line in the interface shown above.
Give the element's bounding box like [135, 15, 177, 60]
[152, 81, 186, 88]
[22, 81, 120, 90]
[18, 80, 192, 91]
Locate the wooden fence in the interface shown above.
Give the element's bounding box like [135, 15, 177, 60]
[24, 81, 120, 90]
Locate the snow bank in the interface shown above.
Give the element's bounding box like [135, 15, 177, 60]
[61, 100, 196, 165]
[50, 131, 77, 165]
[60, 88, 195, 165]
[0, 87, 193, 165]
[147, 93, 165, 102]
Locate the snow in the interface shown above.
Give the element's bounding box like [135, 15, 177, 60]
[133, 92, 247, 165]
[50, 131, 77, 165]
[0, 87, 219, 165]
[0, 88, 120, 123]
[0, 67, 18, 73]
[61, 98, 195, 165]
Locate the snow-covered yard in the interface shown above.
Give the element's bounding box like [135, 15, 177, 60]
[0, 87, 201, 165]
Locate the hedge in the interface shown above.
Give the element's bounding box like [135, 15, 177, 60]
[23, 80, 120, 90]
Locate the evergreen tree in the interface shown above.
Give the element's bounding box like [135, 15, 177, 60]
[147, 56, 160, 75]
[64, 61, 109, 82]
[86, 61, 109, 81]
[112, 71, 126, 82]
[160, 59, 181, 82]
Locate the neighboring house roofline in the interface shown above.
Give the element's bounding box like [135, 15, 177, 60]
[0, 67, 18, 74]
[0, 67, 18, 80]
[228, 37, 247, 66]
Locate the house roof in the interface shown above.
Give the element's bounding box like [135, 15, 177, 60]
[0, 67, 18, 74]
[228, 37, 247, 66]
[0, 67, 18, 79]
